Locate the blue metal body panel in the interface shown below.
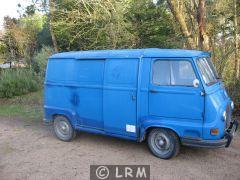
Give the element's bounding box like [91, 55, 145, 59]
[202, 81, 231, 140]
[44, 48, 233, 143]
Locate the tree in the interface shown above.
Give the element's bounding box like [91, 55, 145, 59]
[49, 0, 58, 52]
[233, 0, 239, 78]
[37, 16, 53, 50]
[166, 0, 210, 51]
[16, 14, 44, 66]
[197, 0, 209, 50]
[128, 0, 181, 48]
[166, 0, 196, 49]
[51, 0, 137, 51]
[1, 16, 22, 62]
[0, 41, 8, 62]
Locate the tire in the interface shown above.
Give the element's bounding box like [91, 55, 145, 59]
[147, 128, 180, 159]
[53, 116, 76, 141]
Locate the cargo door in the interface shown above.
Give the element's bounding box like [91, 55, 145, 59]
[76, 60, 105, 130]
[103, 59, 138, 138]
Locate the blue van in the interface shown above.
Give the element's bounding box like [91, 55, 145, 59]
[44, 48, 238, 159]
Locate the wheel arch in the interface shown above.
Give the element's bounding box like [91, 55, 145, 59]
[140, 124, 181, 142]
[146, 125, 181, 159]
[44, 106, 78, 128]
[52, 113, 77, 128]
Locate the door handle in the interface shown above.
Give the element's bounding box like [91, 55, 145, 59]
[130, 92, 136, 101]
[149, 89, 158, 93]
[131, 95, 136, 101]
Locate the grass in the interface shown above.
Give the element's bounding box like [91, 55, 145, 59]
[0, 90, 43, 121]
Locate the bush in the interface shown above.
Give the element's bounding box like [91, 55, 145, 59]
[226, 80, 240, 115]
[33, 46, 54, 78]
[219, 55, 240, 114]
[0, 68, 40, 98]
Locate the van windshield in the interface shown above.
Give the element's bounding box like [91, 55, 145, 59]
[196, 57, 219, 86]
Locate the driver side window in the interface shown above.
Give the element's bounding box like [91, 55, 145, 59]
[153, 60, 196, 86]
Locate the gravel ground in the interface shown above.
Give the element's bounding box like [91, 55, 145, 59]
[0, 116, 240, 180]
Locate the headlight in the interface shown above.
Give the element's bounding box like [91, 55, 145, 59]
[231, 102, 234, 109]
[223, 111, 227, 121]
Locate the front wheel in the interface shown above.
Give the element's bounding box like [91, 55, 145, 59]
[53, 116, 76, 141]
[147, 128, 180, 159]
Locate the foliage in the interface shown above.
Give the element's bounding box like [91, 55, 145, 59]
[0, 42, 7, 55]
[221, 54, 240, 112]
[32, 46, 54, 77]
[52, 0, 137, 50]
[0, 17, 22, 62]
[0, 14, 45, 66]
[17, 13, 44, 66]
[37, 16, 53, 49]
[206, 0, 240, 110]
[50, 0, 182, 51]
[0, 69, 40, 98]
[128, 0, 181, 48]
[0, 41, 8, 62]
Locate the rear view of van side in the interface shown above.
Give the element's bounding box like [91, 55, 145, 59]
[44, 48, 238, 159]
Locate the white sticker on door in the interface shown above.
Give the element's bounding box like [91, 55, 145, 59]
[126, 124, 136, 133]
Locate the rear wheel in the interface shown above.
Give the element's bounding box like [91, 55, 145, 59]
[147, 128, 180, 159]
[53, 116, 76, 141]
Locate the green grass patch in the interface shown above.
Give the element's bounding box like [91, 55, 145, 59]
[0, 90, 43, 121]
[0, 104, 43, 120]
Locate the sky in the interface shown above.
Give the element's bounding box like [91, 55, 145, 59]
[0, 0, 32, 30]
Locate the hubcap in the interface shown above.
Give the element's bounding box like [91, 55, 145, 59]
[158, 139, 165, 146]
[56, 120, 70, 136]
[152, 132, 171, 155]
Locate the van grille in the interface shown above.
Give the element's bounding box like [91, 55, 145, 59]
[225, 104, 231, 129]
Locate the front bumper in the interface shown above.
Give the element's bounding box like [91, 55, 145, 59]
[181, 120, 238, 148]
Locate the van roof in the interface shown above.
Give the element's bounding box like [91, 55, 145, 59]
[49, 48, 209, 59]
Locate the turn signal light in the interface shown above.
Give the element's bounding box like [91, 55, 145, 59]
[210, 128, 219, 135]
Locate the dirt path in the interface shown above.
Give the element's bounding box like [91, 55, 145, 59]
[0, 116, 240, 180]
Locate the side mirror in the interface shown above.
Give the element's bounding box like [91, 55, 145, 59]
[193, 79, 200, 88]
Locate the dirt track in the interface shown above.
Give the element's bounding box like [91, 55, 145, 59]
[0, 116, 240, 180]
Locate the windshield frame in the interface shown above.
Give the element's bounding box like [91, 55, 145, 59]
[196, 57, 219, 86]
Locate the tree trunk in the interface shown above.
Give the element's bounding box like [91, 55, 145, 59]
[167, 0, 196, 49]
[233, 0, 239, 78]
[49, 0, 58, 53]
[197, 0, 209, 51]
[211, 36, 216, 61]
